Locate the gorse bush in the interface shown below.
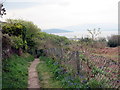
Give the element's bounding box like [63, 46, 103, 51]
[10, 36, 24, 49]
[2, 22, 23, 36]
[2, 54, 34, 88]
[2, 19, 41, 54]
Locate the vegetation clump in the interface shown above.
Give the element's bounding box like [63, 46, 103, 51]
[2, 19, 71, 58]
[107, 35, 120, 47]
[37, 56, 108, 88]
[2, 54, 34, 88]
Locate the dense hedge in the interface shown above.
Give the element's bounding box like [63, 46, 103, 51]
[107, 35, 120, 47]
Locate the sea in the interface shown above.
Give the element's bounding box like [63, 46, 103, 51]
[51, 31, 118, 39]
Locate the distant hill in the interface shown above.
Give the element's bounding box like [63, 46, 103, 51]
[62, 23, 118, 32]
[42, 29, 72, 33]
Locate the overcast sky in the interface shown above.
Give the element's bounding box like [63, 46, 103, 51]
[1, 0, 119, 30]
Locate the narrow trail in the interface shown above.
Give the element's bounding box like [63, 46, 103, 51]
[28, 58, 40, 88]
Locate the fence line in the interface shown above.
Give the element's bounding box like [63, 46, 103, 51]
[42, 47, 119, 88]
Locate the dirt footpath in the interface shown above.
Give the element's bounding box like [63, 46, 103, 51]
[28, 58, 40, 88]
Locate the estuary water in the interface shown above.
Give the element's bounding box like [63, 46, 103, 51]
[51, 31, 118, 39]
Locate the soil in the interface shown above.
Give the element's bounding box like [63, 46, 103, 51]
[92, 47, 118, 55]
[28, 58, 40, 88]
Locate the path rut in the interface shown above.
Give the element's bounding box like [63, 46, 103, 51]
[28, 58, 40, 88]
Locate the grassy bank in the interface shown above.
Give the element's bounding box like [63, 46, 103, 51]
[37, 56, 82, 88]
[37, 59, 62, 88]
[2, 54, 34, 88]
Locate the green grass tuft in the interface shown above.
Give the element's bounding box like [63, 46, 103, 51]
[2, 54, 34, 88]
[37, 60, 62, 88]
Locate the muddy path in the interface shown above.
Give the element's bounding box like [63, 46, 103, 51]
[28, 58, 40, 88]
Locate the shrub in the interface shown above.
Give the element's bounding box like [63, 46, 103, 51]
[93, 38, 107, 48]
[98, 37, 107, 42]
[79, 37, 93, 43]
[107, 35, 120, 47]
[10, 36, 24, 49]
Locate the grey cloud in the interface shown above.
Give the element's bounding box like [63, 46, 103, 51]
[6, 0, 70, 6]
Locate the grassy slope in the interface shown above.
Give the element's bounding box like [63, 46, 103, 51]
[2, 54, 34, 88]
[37, 60, 62, 88]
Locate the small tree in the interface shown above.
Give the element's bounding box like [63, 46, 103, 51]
[87, 28, 101, 40]
[2, 23, 23, 36]
[87, 28, 101, 47]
